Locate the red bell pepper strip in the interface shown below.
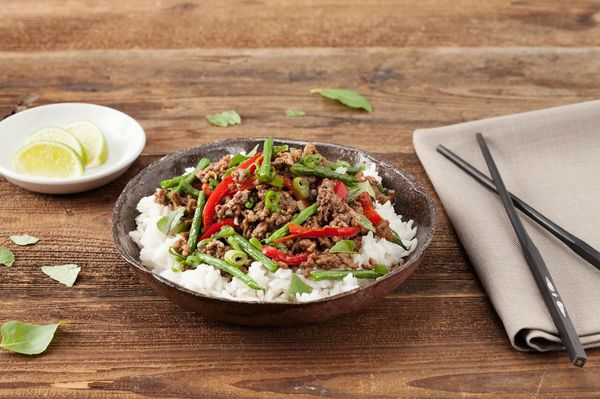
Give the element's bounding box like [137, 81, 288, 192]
[201, 183, 212, 197]
[274, 223, 361, 242]
[202, 154, 262, 228]
[200, 218, 236, 240]
[357, 192, 383, 225]
[333, 180, 348, 201]
[262, 245, 309, 266]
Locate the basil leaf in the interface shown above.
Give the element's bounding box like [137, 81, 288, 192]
[374, 264, 389, 276]
[310, 88, 372, 112]
[329, 240, 357, 254]
[0, 247, 15, 267]
[206, 110, 241, 127]
[358, 214, 376, 233]
[41, 264, 81, 287]
[10, 235, 39, 246]
[0, 320, 67, 355]
[289, 274, 313, 296]
[156, 207, 186, 236]
[285, 109, 306, 117]
[347, 181, 376, 202]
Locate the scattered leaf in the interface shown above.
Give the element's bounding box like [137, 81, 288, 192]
[0, 320, 68, 355]
[10, 235, 39, 246]
[206, 110, 241, 127]
[310, 88, 372, 112]
[156, 207, 186, 236]
[289, 274, 313, 296]
[358, 214, 376, 233]
[347, 181, 376, 202]
[374, 264, 389, 276]
[41, 264, 81, 287]
[329, 240, 357, 254]
[285, 109, 306, 117]
[0, 247, 15, 267]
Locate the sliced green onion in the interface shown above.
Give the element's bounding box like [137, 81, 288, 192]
[265, 190, 281, 213]
[245, 194, 257, 209]
[300, 154, 322, 168]
[292, 177, 310, 199]
[249, 237, 263, 250]
[224, 250, 248, 268]
[269, 175, 284, 188]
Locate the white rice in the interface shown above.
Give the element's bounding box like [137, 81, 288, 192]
[129, 164, 417, 303]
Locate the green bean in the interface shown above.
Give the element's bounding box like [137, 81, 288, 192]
[189, 253, 263, 290]
[264, 203, 318, 244]
[215, 225, 236, 238]
[170, 158, 211, 198]
[224, 250, 248, 268]
[265, 190, 281, 213]
[292, 177, 310, 199]
[160, 175, 184, 189]
[231, 234, 279, 273]
[269, 175, 284, 188]
[187, 191, 207, 253]
[290, 164, 357, 186]
[328, 160, 366, 175]
[257, 137, 274, 183]
[309, 269, 384, 281]
[181, 181, 201, 197]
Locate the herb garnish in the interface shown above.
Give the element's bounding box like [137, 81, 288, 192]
[0, 247, 15, 267]
[0, 320, 68, 355]
[206, 110, 241, 127]
[329, 240, 357, 254]
[285, 109, 306, 117]
[156, 207, 186, 236]
[310, 88, 372, 112]
[289, 274, 313, 296]
[41, 264, 81, 287]
[10, 235, 39, 246]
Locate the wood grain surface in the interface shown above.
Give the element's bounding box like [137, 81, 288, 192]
[1, 1, 599, 398]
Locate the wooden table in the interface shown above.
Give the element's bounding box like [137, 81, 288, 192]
[1, 1, 599, 397]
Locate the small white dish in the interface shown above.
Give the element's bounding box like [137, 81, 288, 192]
[0, 103, 146, 194]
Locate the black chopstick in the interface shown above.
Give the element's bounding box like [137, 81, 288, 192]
[475, 133, 586, 367]
[437, 144, 600, 272]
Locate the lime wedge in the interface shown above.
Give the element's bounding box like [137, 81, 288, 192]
[12, 140, 84, 179]
[28, 127, 87, 165]
[65, 121, 108, 168]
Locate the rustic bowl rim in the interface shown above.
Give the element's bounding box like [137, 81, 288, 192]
[112, 137, 437, 306]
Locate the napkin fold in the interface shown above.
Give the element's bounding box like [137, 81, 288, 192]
[413, 100, 600, 351]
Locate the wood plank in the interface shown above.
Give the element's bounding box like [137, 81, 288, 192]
[1, 47, 599, 397]
[0, 0, 600, 50]
[1, 48, 599, 157]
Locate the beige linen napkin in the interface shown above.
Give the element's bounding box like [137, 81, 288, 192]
[413, 100, 600, 351]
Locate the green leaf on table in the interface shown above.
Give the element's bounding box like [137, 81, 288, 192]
[373, 263, 389, 276]
[0, 320, 68, 355]
[0, 247, 15, 267]
[329, 239, 357, 254]
[358, 214, 376, 233]
[206, 110, 241, 127]
[289, 274, 313, 296]
[156, 207, 186, 236]
[310, 88, 372, 112]
[41, 264, 81, 287]
[10, 235, 39, 246]
[285, 109, 306, 117]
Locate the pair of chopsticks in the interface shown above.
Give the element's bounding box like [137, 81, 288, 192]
[438, 134, 590, 367]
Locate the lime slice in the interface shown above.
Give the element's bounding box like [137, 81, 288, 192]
[28, 127, 87, 165]
[12, 140, 84, 179]
[65, 121, 108, 168]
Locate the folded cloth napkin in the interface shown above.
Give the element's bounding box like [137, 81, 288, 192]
[413, 100, 600, 352]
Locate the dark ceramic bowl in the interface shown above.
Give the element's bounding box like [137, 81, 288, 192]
[112, 138, 436, 326]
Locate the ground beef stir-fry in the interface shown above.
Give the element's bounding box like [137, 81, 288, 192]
[154, 138, 410, 290]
